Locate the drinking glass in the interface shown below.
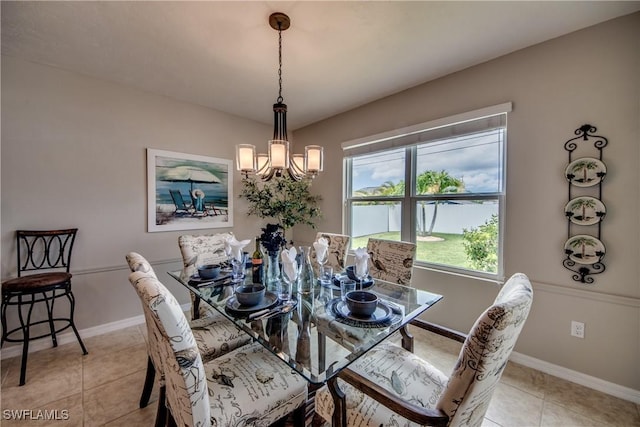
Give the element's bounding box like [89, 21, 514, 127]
[316, 249, 328, 270]
[355, 262, 369, 290]
[279, 265, 297, 302]
[340, 278, 356, 301]
[231, 253, 247, 282]
[319, 266, 333, 287]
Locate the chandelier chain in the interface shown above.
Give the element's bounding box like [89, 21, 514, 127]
[277, 24, 283, 104]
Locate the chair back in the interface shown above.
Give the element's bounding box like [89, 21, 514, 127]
[178, 232, 234, 279]
[169, 189, 190, 212]
[437, 273, 533, 426]
[125, 252, 157, 278]
[366, 238, 416, 285]
[125, 252, 164, 382]
[310, 232, 351, 275]
[16, 229, 78, 277]
[128, 270, 210, 427]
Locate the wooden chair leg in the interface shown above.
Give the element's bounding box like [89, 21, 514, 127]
[292, 404, 306, 426]
[165, 399, 176, 427]
[155, 385, 167, 427]
[140, 356, 156, 408]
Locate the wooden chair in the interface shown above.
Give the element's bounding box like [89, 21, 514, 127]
[1, 229, 88, 386]
[366, 238, 416, 285]
[128, 270, 308, 426]
[310, 232, 351, 276]
[125, 252, 251, 419]
[315, 273, 533, 426]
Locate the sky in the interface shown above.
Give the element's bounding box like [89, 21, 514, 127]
[351, 129, 504, 194]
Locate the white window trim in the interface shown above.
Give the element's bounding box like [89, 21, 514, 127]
[342, 103, 511, 281]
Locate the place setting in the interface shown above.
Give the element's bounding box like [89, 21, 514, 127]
[187, 263, 233, 287]
[324, 247, 402, 328]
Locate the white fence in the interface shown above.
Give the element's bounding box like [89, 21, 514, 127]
[352, 202, 497, 237]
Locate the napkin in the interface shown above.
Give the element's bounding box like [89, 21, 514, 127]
[281, 246, 298, 281]
[226, 237, 250, 263]
[354, 247, 370, 278]
[313, 237, 329, 263]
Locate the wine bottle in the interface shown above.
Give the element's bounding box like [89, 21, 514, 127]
[252, 238, 263, 284]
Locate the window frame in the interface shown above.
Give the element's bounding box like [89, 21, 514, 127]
[342, 105, 510, 281]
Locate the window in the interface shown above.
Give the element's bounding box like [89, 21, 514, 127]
[344, 104, 510, 279]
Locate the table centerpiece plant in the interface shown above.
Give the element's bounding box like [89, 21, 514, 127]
[240, 175, 322, 288]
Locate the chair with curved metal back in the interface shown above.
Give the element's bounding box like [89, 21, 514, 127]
[125, 252, 251, 419]
[315, 273, 533, 426]
[366, 238, 417, 285]
[1, 229, 88, 386]
[128, 270, 308, 426]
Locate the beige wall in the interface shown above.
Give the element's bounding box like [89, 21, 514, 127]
[293, 13, 640, 390]
[1, 56, 269, 332]
[1, 13, 638, 392]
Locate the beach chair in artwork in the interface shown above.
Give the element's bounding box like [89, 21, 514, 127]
[169, 189, 193, 216]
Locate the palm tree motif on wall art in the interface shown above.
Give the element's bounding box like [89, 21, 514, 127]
[569, 197, 596, 222]
[565, 196, 606, 225]
[565, 157, 606, 187]
[564, 235, 605, 265]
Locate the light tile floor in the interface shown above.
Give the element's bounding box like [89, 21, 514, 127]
[1, 324, 639, 426]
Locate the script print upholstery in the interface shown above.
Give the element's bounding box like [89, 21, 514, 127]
[179, 232, 233, 319]
[126, 252, 249, 364]
[310, 232, 351, 276]
[315, 273, 533, 426]
[367, 238, 416, 285]
[128, 271, 308, 426]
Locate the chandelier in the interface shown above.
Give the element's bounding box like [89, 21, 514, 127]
[236, 12, 323, 181]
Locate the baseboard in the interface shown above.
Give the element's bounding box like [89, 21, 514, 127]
[510, 351, 640, 404]
[3, 308, 637, 405]
[0, 303, 190, 360]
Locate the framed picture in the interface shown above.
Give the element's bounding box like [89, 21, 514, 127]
[147, 149, 233, 232]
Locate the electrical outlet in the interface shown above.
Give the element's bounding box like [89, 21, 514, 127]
[571, 321, 585, 338]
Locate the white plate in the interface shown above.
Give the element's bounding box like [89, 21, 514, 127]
[564, 235, 605, 265]
[564, 197, 606, 225]
[565, 157, 606, 187]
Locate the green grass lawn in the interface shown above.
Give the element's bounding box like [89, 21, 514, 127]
[351, 231, 469, 269]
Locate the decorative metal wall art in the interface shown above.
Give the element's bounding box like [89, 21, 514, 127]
[563, 124, 607, 283]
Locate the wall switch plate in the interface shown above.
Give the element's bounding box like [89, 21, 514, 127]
[571, 321, 585, 338]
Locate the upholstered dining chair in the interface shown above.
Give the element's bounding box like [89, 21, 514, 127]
[1, 229, 88, 386]
[310, 232, 351, 276]
[366, 238, 417, 285]
[178, 232, 233, 319]
[125, 252, 251, 417]
[128, 269, 308, 426]
[315, 272, 533, 426]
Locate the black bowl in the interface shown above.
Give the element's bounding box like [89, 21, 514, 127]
[235, 284, 266, 306]
[346, 291, 378, 317]
[198, 264, 221, 280]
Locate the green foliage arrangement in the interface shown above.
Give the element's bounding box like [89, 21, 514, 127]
[239, 175, 322, 232]
[462, 214, 498, 272]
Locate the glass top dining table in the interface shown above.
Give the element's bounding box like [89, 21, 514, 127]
[168, 268, 442, 425]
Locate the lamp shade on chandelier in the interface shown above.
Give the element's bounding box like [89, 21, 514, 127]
[236, 12, 323, 181]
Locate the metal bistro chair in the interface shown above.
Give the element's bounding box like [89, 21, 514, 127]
[1, 229, 88, 386]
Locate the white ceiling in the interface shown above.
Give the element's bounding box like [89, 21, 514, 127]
[2, 1, 639, 129]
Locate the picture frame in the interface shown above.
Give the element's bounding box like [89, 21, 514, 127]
[147, 148, 233, 232]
